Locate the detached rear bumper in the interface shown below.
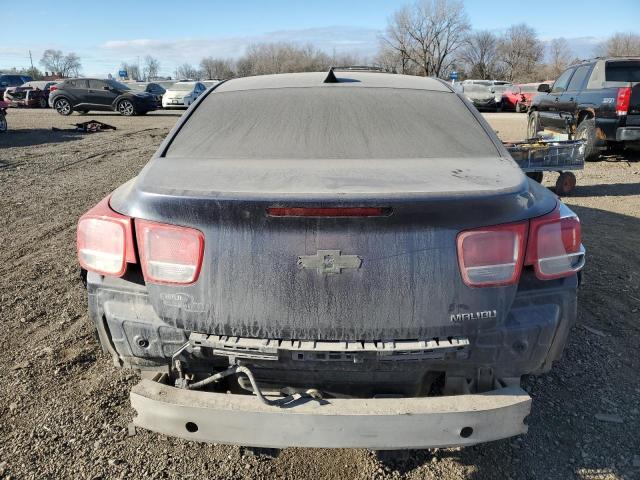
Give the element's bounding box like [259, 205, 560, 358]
[131, 379, 531, 449]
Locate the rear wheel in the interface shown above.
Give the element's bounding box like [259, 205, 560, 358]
[54, 98, 72, 116]
[527, 111, 541, 139]
[555, 172, 576, 196]
[39, 97, 48, 108]
[0, 112, 7, 132]
[575, 117, 599, 161]
[118, 99, 135, 116]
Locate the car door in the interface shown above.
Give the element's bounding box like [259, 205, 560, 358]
[63, 79, 90, 107]
[558, 64, 592, 130]
[538, 67, 575, 130]
[87, 79, 118, 109]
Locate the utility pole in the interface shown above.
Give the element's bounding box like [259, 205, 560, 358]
[28, 50, 34, 70]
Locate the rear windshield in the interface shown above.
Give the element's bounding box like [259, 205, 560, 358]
[606, 61, 640, 82]
[166, 88, 498, 159]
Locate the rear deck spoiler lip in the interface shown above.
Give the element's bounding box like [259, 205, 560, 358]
[130, 379, 531, 449]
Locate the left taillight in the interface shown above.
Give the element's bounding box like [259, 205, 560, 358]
[136, 219, 204, 285]
[457, 221, 528, 287]
[77, 196, 135, 277]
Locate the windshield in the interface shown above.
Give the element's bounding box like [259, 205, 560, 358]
[108, 80, 131, 91]
[128, 83, 146, 91]
[166, 88, 498, 159]
[169, 83, 195, 91]
[491, 85, 509, 94]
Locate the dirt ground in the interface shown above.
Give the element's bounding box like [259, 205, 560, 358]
[0, 109, 638, 480]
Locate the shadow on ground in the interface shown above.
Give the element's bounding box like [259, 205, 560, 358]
[0, 128, 85, 148]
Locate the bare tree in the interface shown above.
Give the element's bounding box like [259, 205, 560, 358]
[143, 55, 160, 81]
[120, 62, 140, 80]
[546, 37, 573, 79]
[176, 63, 200, 80]
[200, 57, 236, 79]
[459, 30, 499, 79]
[380, 0, 470, 77]
[597, 32, 640, 57]
[497, 24, 543, 82]
[40, 49, 82, 77]
[235, 42, 332, 76]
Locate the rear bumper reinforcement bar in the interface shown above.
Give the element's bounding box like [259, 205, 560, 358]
[131, 379, 531, 449]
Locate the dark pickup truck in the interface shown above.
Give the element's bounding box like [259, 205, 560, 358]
[528, 57, 640, 160]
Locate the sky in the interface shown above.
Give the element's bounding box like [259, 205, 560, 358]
[1, 0, 639, 76]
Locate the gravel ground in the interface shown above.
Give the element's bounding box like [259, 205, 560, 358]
[0, 109, 638, 480]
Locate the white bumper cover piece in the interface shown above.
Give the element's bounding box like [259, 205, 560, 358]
[131, 380, 531, 449]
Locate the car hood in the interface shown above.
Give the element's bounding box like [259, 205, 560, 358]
[165, 89, 193, 97]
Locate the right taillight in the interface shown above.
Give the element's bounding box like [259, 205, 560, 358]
[616, 87, 631, 116]
[525, 204, 585, 280]
[457, 203, 585, 287]
[136, 219, 204, 285]
[49, 85, 58, 92]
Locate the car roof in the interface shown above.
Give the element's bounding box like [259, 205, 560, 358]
[215, 71, 451, 93]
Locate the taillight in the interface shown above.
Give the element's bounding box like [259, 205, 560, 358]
[136, 219, 204, 285]
[525, 204, 585, 280]
[77, 196, 135, 276]
[457, 222, 527, 287]
[616, 87, 631, 116]
[49, 85, 58, 92]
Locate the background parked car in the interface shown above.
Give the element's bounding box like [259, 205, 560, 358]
[49, 78, 158, 116]
[528, 57, 640, 160]
[502, 83, 550, 112]
[0, 74, 33, 98]
[162, 81, 206, 108]
[462, 83, 499, 111]
[3, 81, 57, 108]
[127, 82, 166, 107]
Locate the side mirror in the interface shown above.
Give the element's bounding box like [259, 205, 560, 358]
[538, 83, 550, 93]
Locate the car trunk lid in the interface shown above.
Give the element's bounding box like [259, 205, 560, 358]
[110, 155, 555, 341]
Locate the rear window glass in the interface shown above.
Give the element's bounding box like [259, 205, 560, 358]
[166, 88, 498, 159]
[606, 61, 640, 82]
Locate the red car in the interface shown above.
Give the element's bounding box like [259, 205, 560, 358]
[3, 81, 57, 108]
[502, 83, 550, 112]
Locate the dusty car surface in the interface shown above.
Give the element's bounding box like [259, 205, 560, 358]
[77, 70, 585, 450]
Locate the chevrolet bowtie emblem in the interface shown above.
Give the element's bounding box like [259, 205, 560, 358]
[297, 250, 362, 274]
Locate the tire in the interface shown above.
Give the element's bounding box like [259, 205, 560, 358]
[118, 99, 135, 116]
[555, 172, 576, 196]
[0, 112, 6, 132]
[527, 111, 541, 139]
[39, 97, 48, 108]
[54, 98, 72, 116]
[575, 117, 599, 162]
[515, 102, 522, 113]
[526, 171, 543, 183]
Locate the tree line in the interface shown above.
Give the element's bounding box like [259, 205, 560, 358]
[5, 0, 640, 83]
